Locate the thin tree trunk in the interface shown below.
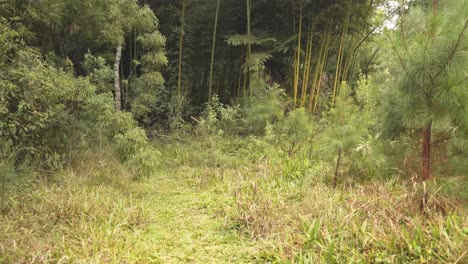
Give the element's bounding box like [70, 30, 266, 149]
[177, 0, 186, 97]
[209, 0, 221, 101]
[114, 45, 123, 111]
[246, 0, 252, 96]
[421, 122, 432, 181]
[419, 0, 439, 212]
[237, 61, 243, 97]
[333, 149, 342, 187]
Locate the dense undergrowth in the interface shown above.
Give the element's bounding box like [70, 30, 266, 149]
[158, 135, 468, 263]
[1, 1, 467, 263]
[2, 134, 466, 263]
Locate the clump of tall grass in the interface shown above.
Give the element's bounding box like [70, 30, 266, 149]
[0, 149, 157, 263]
[227, 156, 467, 263]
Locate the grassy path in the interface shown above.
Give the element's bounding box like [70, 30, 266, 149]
[1, 164, 259, 263]
[139, 167, 256, 263]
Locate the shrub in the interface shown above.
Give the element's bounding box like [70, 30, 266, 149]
[242, 84, 286, 135]
[273, 108, 313, 157]
[114, 128, 160, 179]
[0, 22, 159, 176]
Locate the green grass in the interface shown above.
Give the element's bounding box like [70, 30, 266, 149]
[1, 136, 467, 263]
[0, 156, 258, 263]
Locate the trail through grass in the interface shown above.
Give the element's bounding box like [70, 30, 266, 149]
[135, 167, 257, 263]
[0, 163, 258, 263]
[1, 138, 466, 263]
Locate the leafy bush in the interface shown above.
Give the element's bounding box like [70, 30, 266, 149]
[242, 84, 286, 135]
[196, 95, 244, 136]
[313, 84, 369, 186]
[82, 51, 114, 93]
[0, 22, 159, 177]
[273, 108, 313, 157]
[114, 128, 160, 179]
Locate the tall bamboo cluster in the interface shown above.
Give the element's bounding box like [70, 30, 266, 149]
[332, 8, 352, 107]
[290, 2, 357, 114]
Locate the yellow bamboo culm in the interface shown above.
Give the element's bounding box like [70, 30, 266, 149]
[293, 0, 303, 109]
[313, 32, 332, 112]
[208, 0, 221, 101]
[301, 26, 313, 107]
[308, 10, 334, 113]
[242, 47, 247, 97]
[308, 35, 325, 113]
[331, 8, 351, 107]
[341, 38, 354, 83]
[308, 36, 325, 113]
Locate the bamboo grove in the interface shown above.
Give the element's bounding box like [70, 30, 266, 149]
[147, 0, 379, 113]
[1, 0, 467, 183]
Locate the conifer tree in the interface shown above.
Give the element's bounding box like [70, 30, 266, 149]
[320, 84, 367, 187]
[382, 0, 467, 181]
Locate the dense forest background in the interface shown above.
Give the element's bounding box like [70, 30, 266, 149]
[1, 0, 467, 262]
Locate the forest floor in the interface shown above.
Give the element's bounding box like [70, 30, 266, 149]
[1, 137, 467, 263]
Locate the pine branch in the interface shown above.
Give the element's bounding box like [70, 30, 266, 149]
[431, 19, 468, 84]
[353, 6, 401, 53]
[431, 135, 454, 145]
[365, 47, 379, 69]
[408, 132, 422, 144]
[385, 34, 413, 80]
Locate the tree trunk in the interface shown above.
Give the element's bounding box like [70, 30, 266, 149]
[208, 0, 221, 101]
[177, 0, 186, 97]
[421, 122, 432, 181]
[114, 45, 123, 111]
[246, 0, 252, 96]
[333, 149, 342, 187]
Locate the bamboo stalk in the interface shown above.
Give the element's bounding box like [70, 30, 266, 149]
[301, 25, 313, 107]
[332, 6, 351, 107]
[313, 30, 332, 112]
[341, 39, 354, 83]
[308, 36, 325, 112]
[293, 0, 303, 109]
[246, 0, 252, 96]
[177, 0, 186, 97]
[208, 0, 221, 101]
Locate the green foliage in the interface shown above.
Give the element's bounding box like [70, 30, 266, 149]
[130, 17, 168, 124]
[1, 1, 467, 263]
[0, 42, 95, 160]
[273, 108, 313, 157]
[82, 52, 113, 93]
[378, 0, 468, 179]
[314, 84, 373, 184]
[0, 22, 158, 177]
[114, 128, 160, 179]
[382, 0, 468, 137]
[196, 95, 244, 136]
[242, 84, 287, 135]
